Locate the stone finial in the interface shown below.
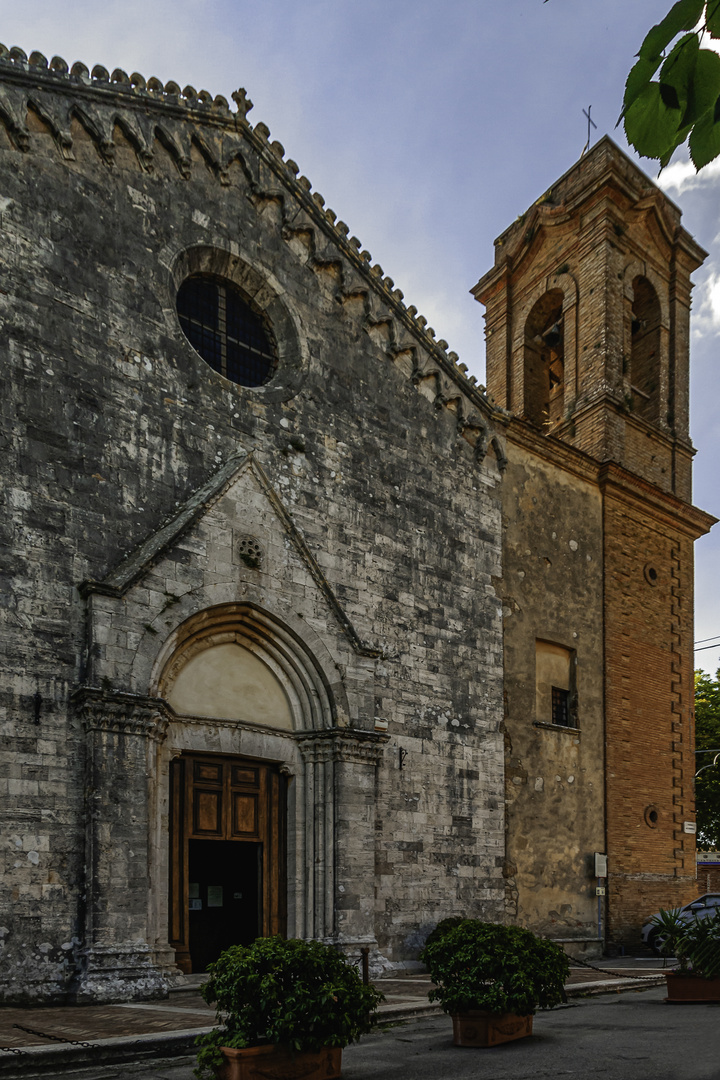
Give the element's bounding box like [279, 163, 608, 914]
[9, 46, 27, 63]
[231, 88, 253, 117]
[438, 339, 449, 351]
[370, 263, 383, 277]
[182, 85, 197, 102]
[416, 315, 427, 329]
[407, 305, 417, 317]
[285, 159, 299, 176]
[312, 192, 325, 209]
[91, 65, 110, 81]
[197, 90, 213, 104]
[325, 208, 337, 224]
[254, 121, 270, 141]
[71, 62, 90, 79]
[164, 80, 181, 96]
[335, 221, 349, 237]
[50, 55, 68, 73]
[298, 175, 312, 192]
[111, 68, 130, 84]
[213, 94, 229, 111]
[29, 51, 48, 69]
[0, 44, 8, 60]
[458, 361, 468, 372]
[360, 250, 372, 262]
[270, 140, 285, 159]
[147, 77, 164, 93]
[392, 289, 404, 302]
[129, 72, 146, 90]
[383, 277, 394, 290]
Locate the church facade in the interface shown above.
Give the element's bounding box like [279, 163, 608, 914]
[0, 45, 712, 1003]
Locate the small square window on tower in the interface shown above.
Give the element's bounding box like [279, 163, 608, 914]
[535, 640, 576, 728]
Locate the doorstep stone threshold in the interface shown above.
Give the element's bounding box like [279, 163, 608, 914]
[0, 1026, 213, 1077]
[566, 974, 666, 996]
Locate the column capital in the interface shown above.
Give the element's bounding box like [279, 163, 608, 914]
[73, 687, 171, 743]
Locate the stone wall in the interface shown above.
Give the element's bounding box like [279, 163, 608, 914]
[0, 48, 506, 1001]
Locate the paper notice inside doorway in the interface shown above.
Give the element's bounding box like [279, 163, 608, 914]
[207, 885, 223, 908]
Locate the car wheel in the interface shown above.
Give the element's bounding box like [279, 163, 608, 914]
[647, 930, 665, 957]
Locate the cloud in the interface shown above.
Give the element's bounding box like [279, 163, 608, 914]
[657, 154, 720, 196]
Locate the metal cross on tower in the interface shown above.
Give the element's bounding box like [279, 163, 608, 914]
[582, 105, 597, 155]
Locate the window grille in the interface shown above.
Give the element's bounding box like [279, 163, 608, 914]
[177, 275, 277, 387]
[551, 686, 571, 727]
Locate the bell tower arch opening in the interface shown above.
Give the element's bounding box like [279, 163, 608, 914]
[629, 275, 661, 423]
[523, 289, 564, 431]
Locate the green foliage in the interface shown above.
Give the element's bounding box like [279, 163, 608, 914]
[194, 937, 384, 1080]
[695, 668, 720, 846]
[621, 1, 720, 169]
[421, 916, 468, 951]
[650, 906, 720, 976]
[420, 920, 570, 1018]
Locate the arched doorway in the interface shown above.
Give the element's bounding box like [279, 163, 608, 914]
[152, 604, 339, 973]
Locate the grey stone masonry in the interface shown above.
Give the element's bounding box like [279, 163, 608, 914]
[0, 45, 507, 1002]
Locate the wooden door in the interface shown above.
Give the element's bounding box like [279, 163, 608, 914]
[169, 753, 286, 973]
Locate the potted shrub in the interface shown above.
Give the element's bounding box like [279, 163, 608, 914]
[420, 919, 570, 1047]
[650, 907, 720, 1002]
[195, 936, 384, 1080]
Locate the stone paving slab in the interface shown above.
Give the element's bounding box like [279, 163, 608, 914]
[0, 963, 669, 1064]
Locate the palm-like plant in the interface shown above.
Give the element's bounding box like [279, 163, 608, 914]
[650, 907, 720, 977]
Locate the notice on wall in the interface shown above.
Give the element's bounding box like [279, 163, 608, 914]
[189, 899, 202, 911]
[207, 885, 223, 908]
[189, 883, 200, 899]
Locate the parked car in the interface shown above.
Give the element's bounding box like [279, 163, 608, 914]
[641, 894, 720, 954]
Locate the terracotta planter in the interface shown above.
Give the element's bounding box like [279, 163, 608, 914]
[665, 972, 720, 1003]
[450, 1011, 533, 1047]
[217, 1044, 342, 1080]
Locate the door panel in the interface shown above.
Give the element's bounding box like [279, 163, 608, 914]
[193, 789, 223, 835]
[231, 793, 258, 836]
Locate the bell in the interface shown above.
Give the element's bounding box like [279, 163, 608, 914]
[542, 322, 562, 348]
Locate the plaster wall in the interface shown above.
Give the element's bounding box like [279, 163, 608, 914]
[499, 440, 605, 947]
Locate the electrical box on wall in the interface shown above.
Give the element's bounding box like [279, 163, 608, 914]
[594, 852, 608, 878]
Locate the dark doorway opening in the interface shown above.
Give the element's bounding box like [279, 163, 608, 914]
[188, 839, 262, 972]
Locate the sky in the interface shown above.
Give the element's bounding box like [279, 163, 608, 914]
[3, 0, 720, 672]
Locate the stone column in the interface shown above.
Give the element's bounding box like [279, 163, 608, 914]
[73, 689, 169, 1003]
[296, 729, 387, 951]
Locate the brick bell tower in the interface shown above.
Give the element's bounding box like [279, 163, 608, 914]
[474, 137, 716, 947]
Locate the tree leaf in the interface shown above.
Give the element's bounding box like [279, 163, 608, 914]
[621, 54, 664, 120]
[658, 122, 693, 168]
[639, 0, 705, 59]
[690, 97, 720, 171]
[707, 0, 720, 38]
[683, 46, 720, 125]
[624, 81, 685, 158]
[659, 33, 699, 111]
